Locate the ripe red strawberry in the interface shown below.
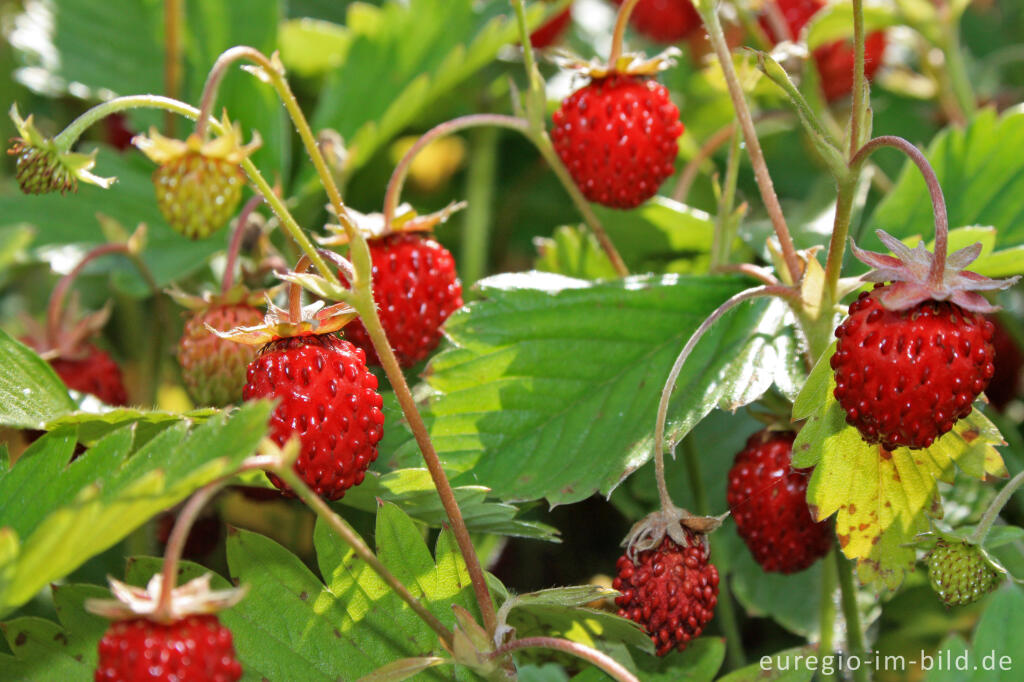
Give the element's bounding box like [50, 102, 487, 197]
[552, 75, 683, 209]
[530, 4, 572, 48]
[760, 0, 886, 101]
[243, 334, 385, 500]
[831, 285, 995, 450]
[727, 429, 831, 573]
[613, 529, 719, 656]
[95, 615, 242, 682]
[612, 0, 701, 43]
[50, 344, 129, 406]
[178, 304, 263, 407]
[340, 232, 463, 368]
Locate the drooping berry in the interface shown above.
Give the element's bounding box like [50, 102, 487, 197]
[552, 74, 683, 209]
[243, 334, 385, 500]
[727, 429, 831, 573]
[613, 530, 719, 656]
[340, 232, 463, 368]
[760, 0, 886, 101]
[133, 117, 260, 240]
[50, 344, 129, 406]
[530, 3, 572, 48]
[926, 538, 1001, 607]
[178, 304, 263, 407]
[831, 285, 995, 450]
[612, 0, 701, 43]
[95, 615, 242, 682]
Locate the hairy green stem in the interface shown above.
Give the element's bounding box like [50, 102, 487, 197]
[971, 469, 1024, 545]
[511, 0, 542, 95]
[822, 177, 858, 315]
[53, 95, 200, 151]
[272, 463, 455, 647]
[836, 553, 868, 682]
[462, 126, 499, 288]
[490, 637, 639, 682]
[697, 3, 801, 284]
[849, 0, 868, 157]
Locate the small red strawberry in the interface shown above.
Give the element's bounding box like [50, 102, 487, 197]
[177, 302, 264, 407]
[341, 232, 462, 367]
[103, 113, 135, 152]
[530, 3, 572, 49]
[613, 529, 719, 656]
[88, 574, 244, 682]
[760, 0, 886, 101]
[832, 231, 1017, 450]
[133, 115, 260, 240]
[50, 345, 129, 406]
[727, 429, 831, 573]
[612, 0, 701, 43]
[552, 73, 683, 209]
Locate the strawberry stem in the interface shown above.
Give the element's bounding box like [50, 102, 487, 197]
[221, 195, 262, 296]
[836, 553, 869, 682]
[489, 637, 639, 682]
[970, 469, 1024, 545]
[53, 95, 202, 152]
[849, 136, 949, 286]
[848, 0, 868, 157]
[163, 0, 184, 138]
[710, 126, 743, 268]
[696, 2, 802, 285]
[818, 548, 839, 682]
[155, 480, 225, 620]
[270, 456, 456, 649]
[608, 0, 642, 66]
[671, 120, 736, 203]
[652, 285, 800, 514]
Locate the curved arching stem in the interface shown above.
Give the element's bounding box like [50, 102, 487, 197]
[971, 469, 1024, 545]
[849, 136, 949, 285]
[490, 637, 639, 682]
[671, 121, 736, 203]
[221, 194, 263, 295]
[652, 284, 800, 511]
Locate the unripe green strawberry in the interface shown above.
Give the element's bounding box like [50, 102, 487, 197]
[133, 116, 260, 240]
[178, 304, 264, 407]
[926, 539, 1001, 606]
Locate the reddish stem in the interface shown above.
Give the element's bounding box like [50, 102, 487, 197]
[221, 195, 263, 295]
[46, 244, 132, 348]
[850, 136, 948, 284]
[155, 481, 223, 619]
[287, 253, 313, 324]
[490, 637, 639, 682]
[608, 0, 642, 65]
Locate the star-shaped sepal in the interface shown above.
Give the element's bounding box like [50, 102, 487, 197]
[85, 574, 246, 625]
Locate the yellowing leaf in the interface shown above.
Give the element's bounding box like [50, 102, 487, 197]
[792, 345, 1007, 591]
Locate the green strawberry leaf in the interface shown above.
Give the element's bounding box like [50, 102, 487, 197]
[870, 109, 1024, 256]
[0, 329, 75, 430]
[967, 583, 1024, 682]
[0, 583, 108, 681]
[385, 273, 801, 505]
[0, 402, 270, 617]
[535, 225, 621, 281]
[278, 18, 351, 77]
[792, 345, 1007, 591]
[631, 637, 726, 682]
[338, 468, 559, 541]
[125, 503, 481, 680]
[44, 406, 219, 449]
[716, 645, 817, 682]
[310, 0, 548, 174]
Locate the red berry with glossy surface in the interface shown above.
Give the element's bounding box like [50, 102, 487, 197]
[178, 304, 263, 407]
[340, 232, 462, 368]
[727, 430, 831, 573]
[50, 345, 128, 406]
[612, 0, 700, 43]
[831, 285, 996, 450]
[530, 5, 572, 48]
[95, 615, 241, 682]
[552, 75, 683, 209]
[243, 334, 384, 499]
[612, 530, 719, 656]
[761, 0, 886, 101]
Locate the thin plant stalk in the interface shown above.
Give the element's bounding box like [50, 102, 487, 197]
[490, 637, 639, 682]
[836, 553, 869, 682]
[271, 463, 456, 648]
[711, 127, 743, 268]
[672, 121, 735, 203]
[818, 548, 839, 682]
[697, 3, 801, 284]
[462, 126, 499, 288]
[652, 284, 800, 512]
[970, 469, 1024, 545]
[848, 0, 868, 157]
[221, 195, 263, 295]
[163, 0, 183, 137]
[608, 0, 642, 65]
[155, 480, 225, 618]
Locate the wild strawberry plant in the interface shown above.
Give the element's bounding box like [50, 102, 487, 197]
[1, 0, 1024, 680]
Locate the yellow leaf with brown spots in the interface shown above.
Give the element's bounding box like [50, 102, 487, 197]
[792, 343, 1007, 591]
